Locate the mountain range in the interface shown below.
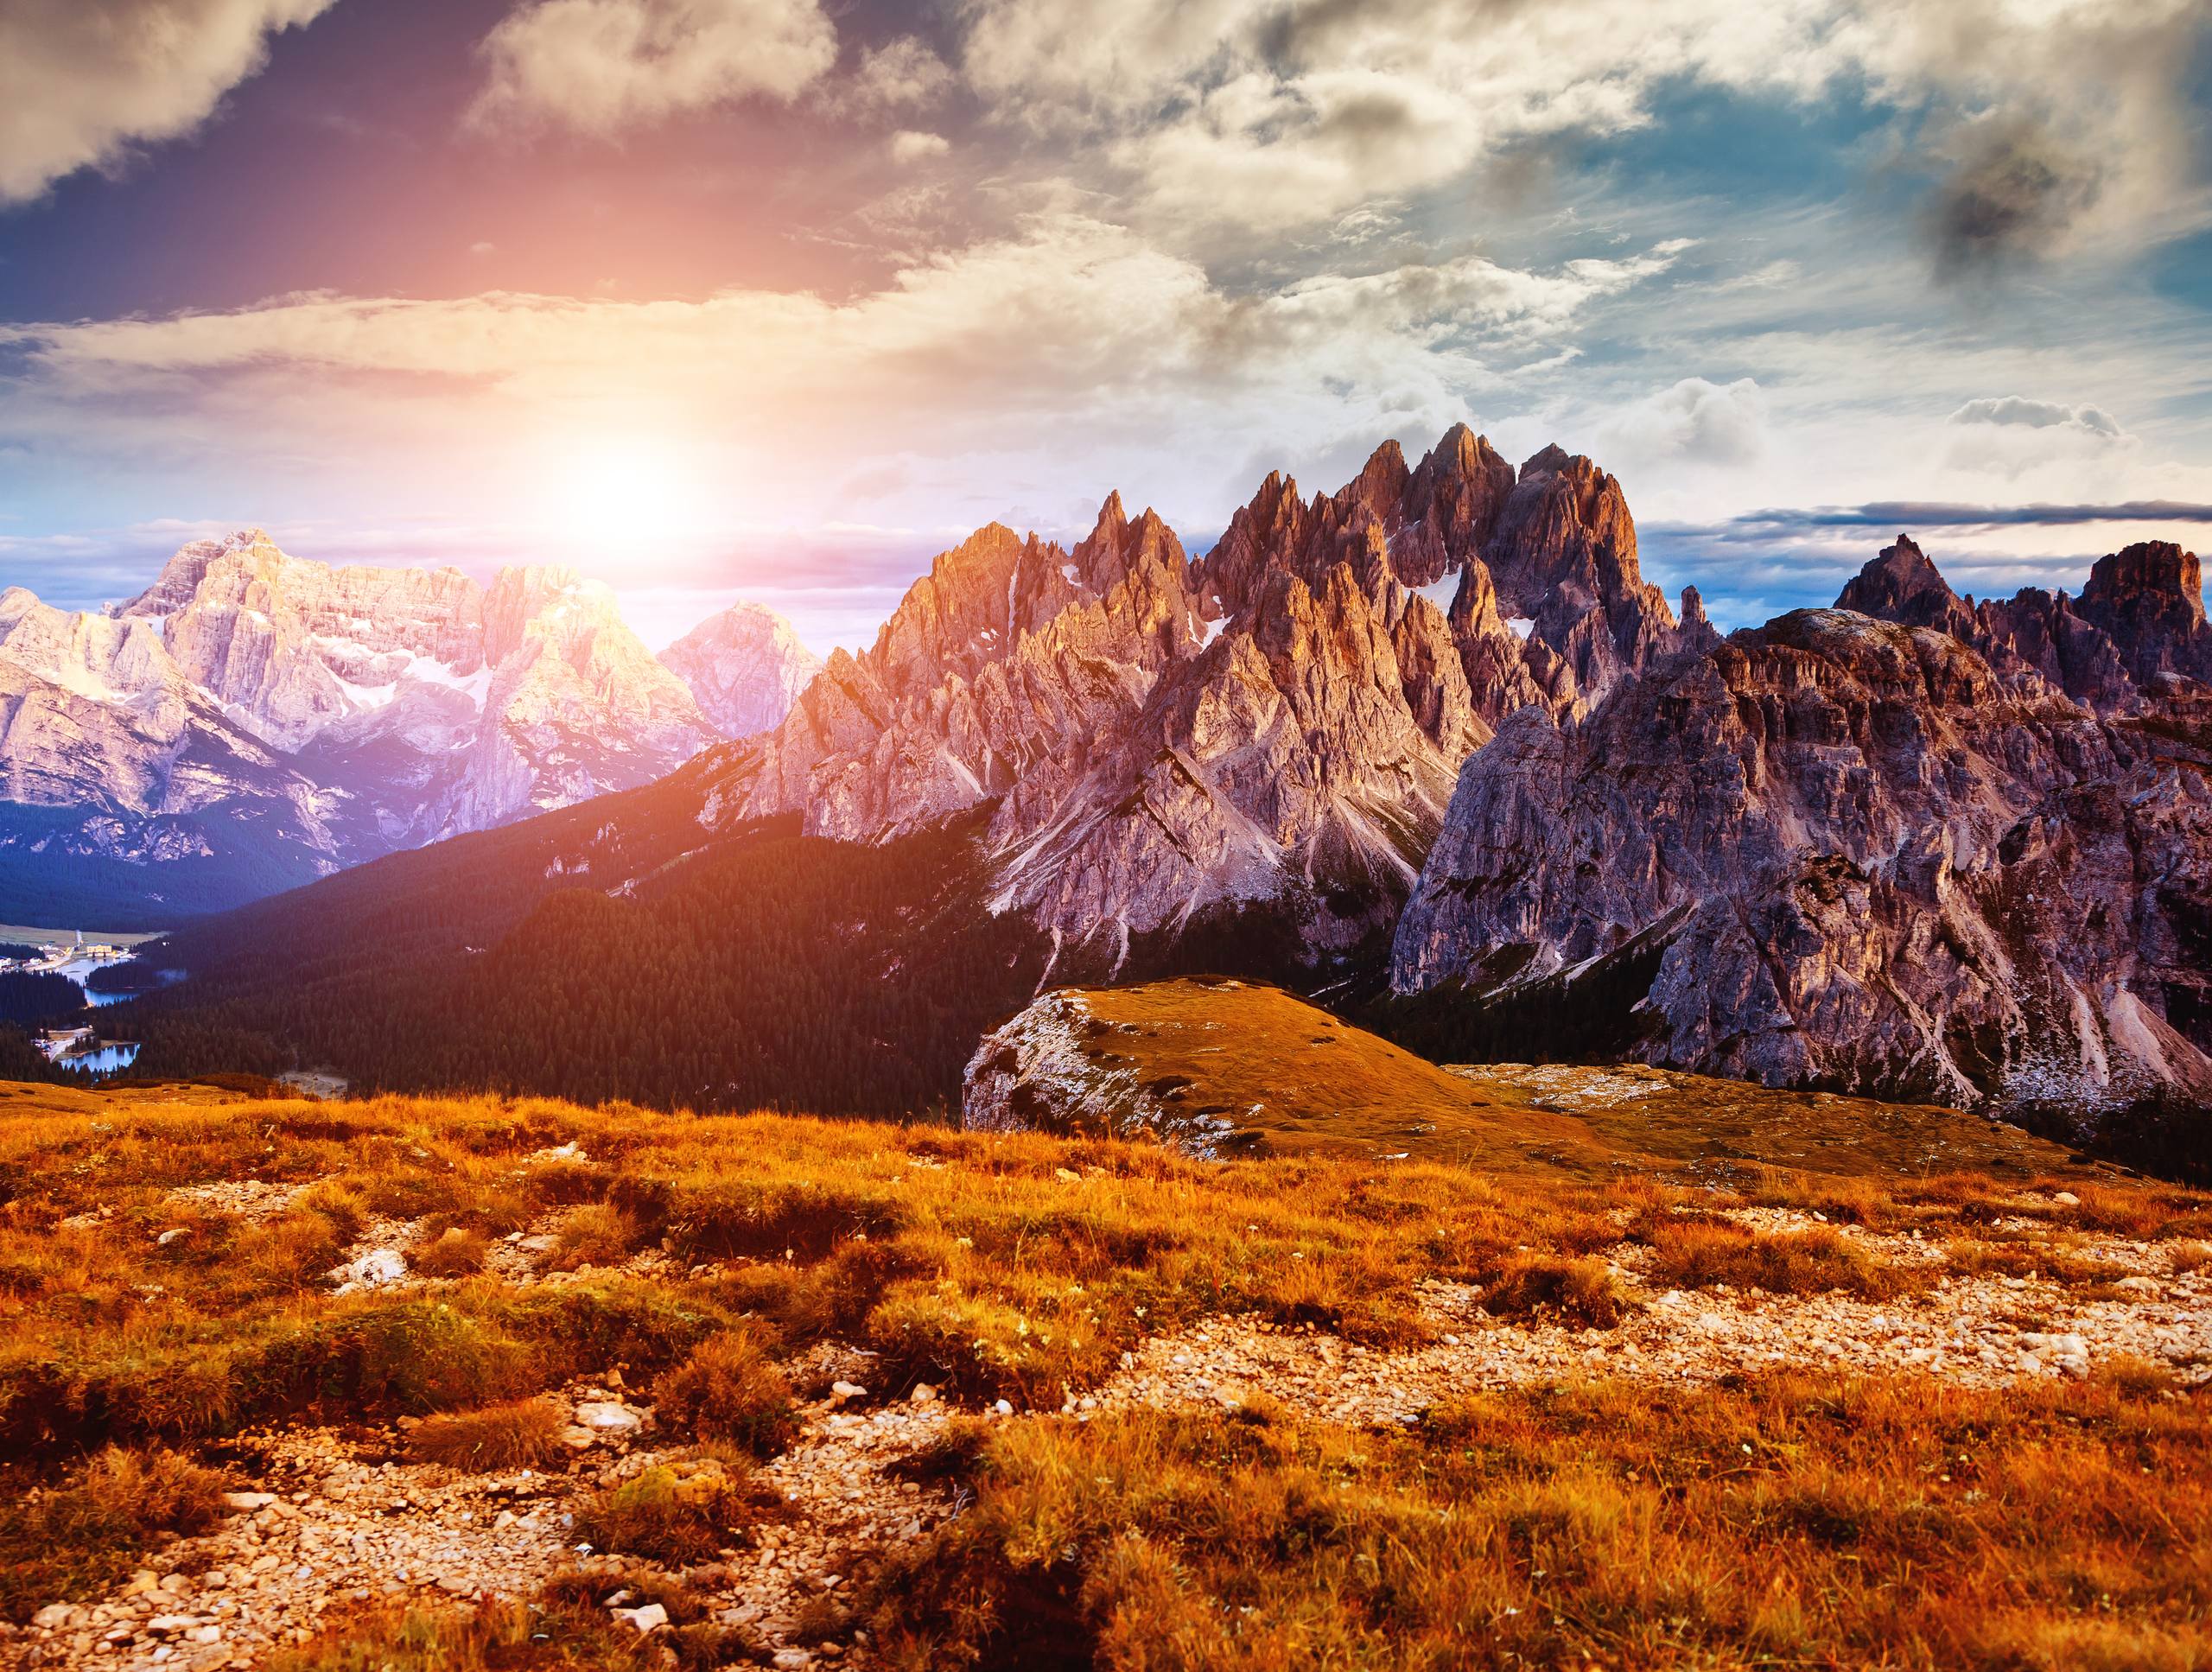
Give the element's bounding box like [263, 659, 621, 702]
[35, 429, 2212, 1160]
[0, 531, 822, 923]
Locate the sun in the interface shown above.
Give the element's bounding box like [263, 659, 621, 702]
[546, 437, 709, 555]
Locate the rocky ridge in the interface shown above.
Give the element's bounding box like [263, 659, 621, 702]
[688, 428, 1707, 951]
[659, 602, 824, 740]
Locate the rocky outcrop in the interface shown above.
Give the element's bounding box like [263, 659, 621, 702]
[1391, 597, 2212, 1116]
[658, 602, 823, 739]
[0, 531, 724, 915]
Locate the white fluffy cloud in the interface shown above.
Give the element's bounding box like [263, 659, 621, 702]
[847, 37, 955, 114]
[1945, 396, 2133, 477]
[1595, 377, 1770, 469]
[0, 0, 335, 204]
[889, 130, 950, 165]
[469, 0, 836, 134]
[1951, 397, 2126, 439]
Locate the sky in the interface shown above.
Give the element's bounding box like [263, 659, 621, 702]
[3, 0, 2211, 656]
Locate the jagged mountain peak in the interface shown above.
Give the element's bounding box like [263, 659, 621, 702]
[1834, 534, 1971, 629]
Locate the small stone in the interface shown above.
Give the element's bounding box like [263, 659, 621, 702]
[329, 1247, 409, 1288]
[2115, 1275, 2160, 1296]
[994, 1399, 1014, 1416]
[830, 1381, 868, 1402]
[613, 1603, 669, 1633]
[559, 1425, 599, 1451]
[909, 1383, 937, 1404]
[156, 1228, 191, 1246]
[772, 1650, 815, 1669]
[575, 1402, 641, 1434]
[32, 1604, 78, 1630]
[1054, 1168, 1081, 1183]
[2051, 1191, 2081, 1206]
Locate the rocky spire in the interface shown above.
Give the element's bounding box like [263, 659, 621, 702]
[1834, 535, 1975, 638]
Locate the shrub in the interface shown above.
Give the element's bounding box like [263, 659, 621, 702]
[412, 1225, 490, 1276]
[268, 1599, 657, 1671]
[1648, 1222, 1910, 1299]
[556, 1204, 642, 1268]
[1481, 1254, 1630, 1328]
[575, 1458, 772, 1566]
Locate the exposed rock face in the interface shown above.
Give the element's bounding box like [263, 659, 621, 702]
[658, 602, 823, 739]
[2076, 542, 2212, 689]
[1392, 601, 2212, 1115]
[692, 428, 1694, 950]
[0, 531, 722, 915]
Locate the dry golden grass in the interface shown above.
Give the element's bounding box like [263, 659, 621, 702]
[3, 1074, 2209, 1662]
[1074, 979, 2091, 1183]
[408, 1397, 565, 1472]
[1643, 1217, 1923, 1299]
[0, 1446, 230, 1619]
[411, 1224, 489, 1276]
[265, 1598, 663, 1672]
[574, 1452, 777, 1566]
[1478, 1252, 1632, 1327]
[864, 1372, 2212, 1671]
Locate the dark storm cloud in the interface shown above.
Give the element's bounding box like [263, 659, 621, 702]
[1710, 500, 2212, 536]
[1922, 118, 2107, 281]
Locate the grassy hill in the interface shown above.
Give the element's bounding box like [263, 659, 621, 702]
[975, 977, 2084, 1184]
[2, 1075, 2209, 1669]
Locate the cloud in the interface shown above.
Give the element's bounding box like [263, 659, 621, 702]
[0, 0, 335, 205]
[1943, 395, 2133, 477]
[889, 130, 951, 164]
[1595, 376, 1768, 468]
[949, 0, 2211, 262]
[0, 216, 1690, 573]
[468, 0, 837, 135]
[1922, 118, 2106, 280]
[845, 36, 955, 113]
[1950, 397, 2125, 439]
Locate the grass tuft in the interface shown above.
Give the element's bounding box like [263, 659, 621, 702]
[574, 1455, 775, 1567]
[408, 1397, 566, 1472]
[0, 1446, 229, 1622]
[653, 1330, 797, 1456]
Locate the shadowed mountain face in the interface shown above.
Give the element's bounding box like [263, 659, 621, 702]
[113, 431, 2212, 1154]
[0, 533, 817, 922]
[1391, 536, 2212, 1128]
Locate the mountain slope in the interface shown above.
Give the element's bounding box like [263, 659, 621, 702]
[686, 428, 1707, 953]
[105, 435, 2212, 1160]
